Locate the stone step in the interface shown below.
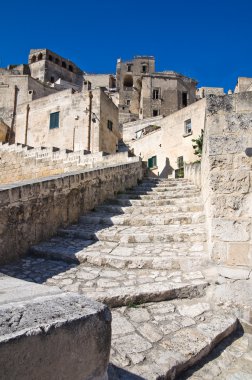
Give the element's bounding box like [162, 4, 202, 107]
[30, 237, 208, 270]
[30, 237, 95, 263]
[135, 183, 197, 190]
[106, 196, 201, 207]
[79, 243, 208, 271]
[116, 191, 201, 200]
[129, 186, 198, 193]
[0, 257, 209, 308]
[57, 224, 207, 244]
[109, 298, 238, 380]
[79, 211, 205, 226]
[96, 203, 204, 215]
[141, 178, 189, 183]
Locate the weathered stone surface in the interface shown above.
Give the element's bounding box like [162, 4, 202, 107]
[0, 292, 111, 380]
[217, 266, 251, 280]
[212, 219, 250, 242]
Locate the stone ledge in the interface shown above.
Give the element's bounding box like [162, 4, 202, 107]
[0, 291, 111, 380]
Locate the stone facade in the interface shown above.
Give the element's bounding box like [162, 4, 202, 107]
[196, 87, 224, 99]
[234, 77, 252, 93]
[15, 87, 120, 153]
[116, 56, 197, 124]
[28, 49, 83, 87]
[125, 99, 206, 177]
[0, 73, 57, 132]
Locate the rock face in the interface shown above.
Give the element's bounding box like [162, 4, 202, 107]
[1, 177, 247, 379]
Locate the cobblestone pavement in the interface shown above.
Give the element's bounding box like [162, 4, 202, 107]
[1, 178, 252, 379]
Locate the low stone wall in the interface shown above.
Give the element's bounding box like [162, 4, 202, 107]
[200, 93, 252, 266]
[0, 159, 142, 264]
[0, 289, 111, 380]
[184, 162, 201, 187]
[0, 143, 132, 185]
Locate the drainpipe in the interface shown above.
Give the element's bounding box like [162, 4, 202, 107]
[87, 91, 93, 151]
[9, 85, 19, 143]
[24, 104, 30, 145]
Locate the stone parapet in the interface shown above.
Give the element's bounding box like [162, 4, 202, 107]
[0, 159, 142, 264]
[0, 143, 134, 184]
[0, 278, 111, 380]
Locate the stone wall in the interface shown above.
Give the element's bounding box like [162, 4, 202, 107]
[0, 143, 134, 185]
[187, 93, 252, 267]
[0, 159, 142, 264]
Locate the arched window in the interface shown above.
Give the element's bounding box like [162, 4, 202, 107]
[69, 65, 73, 72]
[62, 61, 66, 68]
[55, 58, 59, 64]
[31, 55, 36, 63]
[48, 55, 53, 61]
[123, 75, 133, 89]
[38, 53, 43, 61]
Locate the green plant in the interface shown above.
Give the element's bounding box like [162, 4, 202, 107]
[192, 129, 204, 158]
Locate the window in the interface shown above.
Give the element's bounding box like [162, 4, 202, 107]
[184, 119, 192, 135]
[55, 58, 59, 64]
[31, 55, 36, 63]
[153, 88, 160, 100]
[126, 99, 131, 106]
[182, 92, 188, 107]
[153, 109, 160, 117]
[177, 156, 184, 168]
[62, 61, 66, 68]
[123, 75, 133, 89]
[48, 55, 53, 61]
[49, 112, 59, 129]
[148, 156, 157, 168]
[69, 65, 73, 72]
[142, 64, 148, 73]
[107, 120, 113, 131]
[50, 76, 55, 83]
[38, 53, 43, 61]
[127, 64, 132, 72]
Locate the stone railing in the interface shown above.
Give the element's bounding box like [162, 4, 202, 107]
[0, 143, 133, 184]
[0, 159, 143, 265]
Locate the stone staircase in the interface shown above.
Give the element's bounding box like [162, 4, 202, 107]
[0, 177, 246, 379]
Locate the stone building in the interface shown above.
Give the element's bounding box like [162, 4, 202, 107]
[116, 56, 197, 124]
[15, 87, 120, 153]
[28, 49, 83, 88]
[123, 99, 206, 178]
[0, 68, 57, 141]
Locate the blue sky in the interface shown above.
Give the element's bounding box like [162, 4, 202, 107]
[0, 0, 251, 91]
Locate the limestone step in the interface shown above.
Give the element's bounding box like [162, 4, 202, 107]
[116, 191, 201, 200]
[30, 237, 208, 270]
[0, 257, 209, 308]
[109, 298, 238, 380]
[79, 211, 205, 226]
[135, 183, 198, 190]
[124, 186, 199, 193]
[105, 196, 202, 207]
[96, 203, 204, 215]
[57, 224, 207, 244]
